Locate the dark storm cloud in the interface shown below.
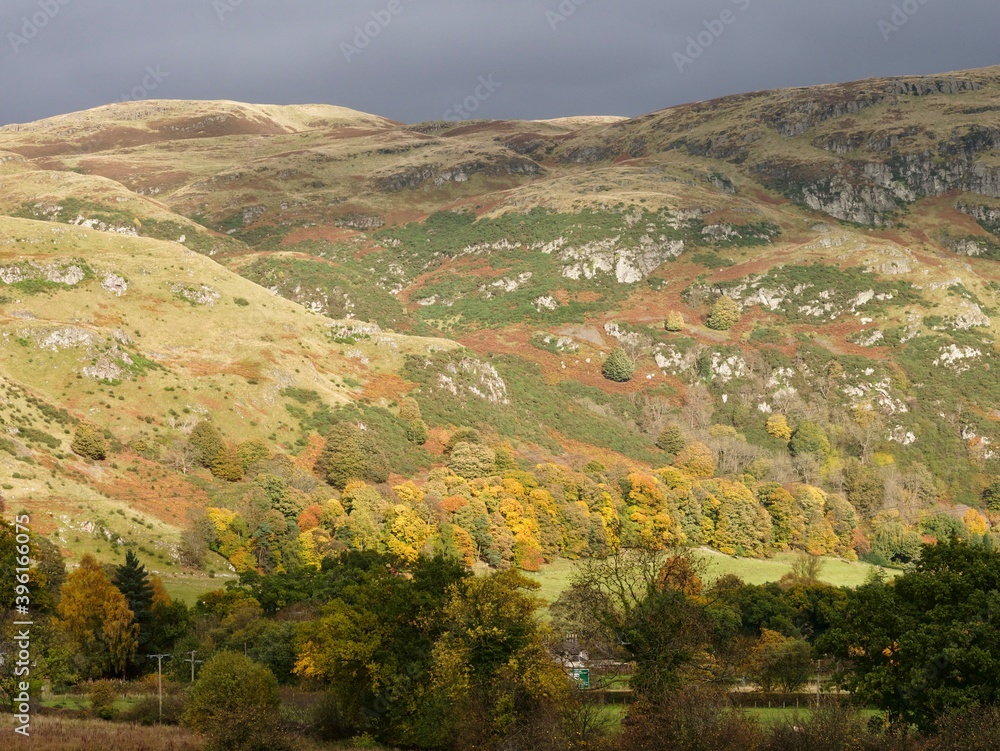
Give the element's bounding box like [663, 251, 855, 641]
[0, 0, 997, 126]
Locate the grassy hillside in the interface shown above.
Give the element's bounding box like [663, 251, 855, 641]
[3, 68, 1000, 582]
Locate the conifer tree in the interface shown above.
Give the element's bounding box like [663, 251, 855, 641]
[113, 549, 155, 655]
[188, 420, 224, 468]
[602, 349, 636, 382]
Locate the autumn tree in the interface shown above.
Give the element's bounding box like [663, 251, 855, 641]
[711, 480, 772, 557]
[750, 629, 812, 692]
[294, 553, 468, 747]
[58, 554, 138, 679]
[211, 446, 245, 482]
[765, 414, 792, 441]
[821, 540, 1000, 729]
[429, 570, 573, 748]
[665, 311, 685, 332]
[706, 296, 740, 331]
[448, 442, 497, 479]
[674, 441, 716, 478]
[236, 439, 270, 473]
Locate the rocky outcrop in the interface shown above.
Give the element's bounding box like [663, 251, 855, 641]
[335, 213, 385, 231]
[374, 155, 542, 192]
[172, 283, 221, 306]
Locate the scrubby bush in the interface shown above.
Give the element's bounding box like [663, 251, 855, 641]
[122, 692, 187, 726]
[444, 428, 482, 455]
[211, 447, 244, 482]
[674, 442, 716, 478]
[236, 439, 270, 473]
[88, 680, 118, 719]
[406, 418, 429, 445]
[983, 478, 1000, 513]
[398, 397, 422, 422]
[72, 423, 109, 461]
[602, 349, 636, 383]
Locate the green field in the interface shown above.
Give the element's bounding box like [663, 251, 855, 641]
[160, 571, 237, 606]
[526, 549, 895, 607]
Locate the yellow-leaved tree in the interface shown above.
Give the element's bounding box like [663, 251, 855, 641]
[57, 554, 139, 678]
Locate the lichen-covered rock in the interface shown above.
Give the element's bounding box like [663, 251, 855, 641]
[101, 273, 128, 296]
[172, 283, 221, 306]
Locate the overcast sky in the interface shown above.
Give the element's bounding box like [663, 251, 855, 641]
[1, 0, 997, 126]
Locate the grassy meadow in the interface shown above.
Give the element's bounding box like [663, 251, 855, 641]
[526, 549, 895, 607]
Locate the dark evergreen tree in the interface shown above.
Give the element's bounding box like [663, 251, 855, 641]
[112, 549, 155, 654]
[656, 423, 686, 455]
[188, 420, 224, 468]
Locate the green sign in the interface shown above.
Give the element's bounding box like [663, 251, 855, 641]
[569, 668, 590, 689]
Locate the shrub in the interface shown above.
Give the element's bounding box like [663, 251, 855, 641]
[665, 312, 685, 332]
[444, 428, 482, 455]
[236, 440, 270, 472]
[121, 692, 187, 726]
[211, 447, 244, 482]
[88, 680, 118, 719]
[72, 423, 109, 461]
[406, 418, 429, 445]
[183, 652, 285, 751]
[705, 296, 740, 331]
[602, 349, 636, 382]
[398, 397, 422, 422]
[983, 479, 1000, 513]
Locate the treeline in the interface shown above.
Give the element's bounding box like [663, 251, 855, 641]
[8, 501, 1000, 751]
[171, 415, 995, 578]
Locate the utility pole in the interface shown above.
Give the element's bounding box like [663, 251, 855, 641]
[148, 654, 172, 723]
[815, 659, 821, 708]
[183, 650, 204, 683]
